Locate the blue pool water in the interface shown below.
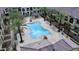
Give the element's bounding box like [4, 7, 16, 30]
[25, 22, 50, 39]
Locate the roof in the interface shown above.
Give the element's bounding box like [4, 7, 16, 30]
[20, 40, 73, 51]
[53, 40, 72, 51]
[21, 40, 51, 50]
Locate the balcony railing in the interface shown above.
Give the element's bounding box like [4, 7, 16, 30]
[2, 41, 11, 49]
[4, 29, 10, 35]
[4, 35, 11, 40]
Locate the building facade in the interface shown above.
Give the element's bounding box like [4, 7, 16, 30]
[0, 7, 42, 51]
[0, 8, 13, 51]
[50, 7, 79, 35]
[18, 7, 42, 17]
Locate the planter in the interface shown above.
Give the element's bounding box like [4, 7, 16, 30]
[43, 36, 48, 40]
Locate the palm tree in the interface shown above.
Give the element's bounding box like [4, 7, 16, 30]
[51, 9, 60, 22]
[41, 7, 48, 19]
[48, 9, 59, 25]
[46, 9, 53, 25]
[9, 8, 24, 43]
[64, 22, 71, 34]
[58, 12, 64, 25]
[41, 8, 53, 25]
[54, 11, 65, 32]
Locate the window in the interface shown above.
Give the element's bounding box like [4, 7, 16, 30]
[74, 26, 79, 33]
[18, 7, 21, 11]
[27, 12, 29, 14]
[38, 11, 39, 13]
[76, 19, 79, 25]
[27, 8, 29, 11]
[26, 12, 29, 16]
[69, 17, 74, 23]
[30, 7, 33, 10]
[0, 23, 1, 29]
[5, 13, 9, 16]
[22, 8, 25, 11]
[23, 13, 25, 16]
[34, 11, 36, 13]
[64, 16, 68, 21]
[0, 25, 1, 29]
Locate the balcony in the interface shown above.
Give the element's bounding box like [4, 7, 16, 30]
[5, 13, 9, 17]
[3, 18, 10, 25]
[4, 35, 11, 40]
[4, 29, 10, 35]
[2, 41, 11, 49]
[73, 26, 79, 33]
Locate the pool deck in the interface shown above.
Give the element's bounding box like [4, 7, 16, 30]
[16, 17, 79, 51]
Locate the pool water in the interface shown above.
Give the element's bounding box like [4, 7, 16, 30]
[25, 22, 50, 39]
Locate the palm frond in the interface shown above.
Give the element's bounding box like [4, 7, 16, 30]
[9, 8, 23, 31]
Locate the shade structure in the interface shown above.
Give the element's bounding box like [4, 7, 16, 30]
[20, 39, 54, 51]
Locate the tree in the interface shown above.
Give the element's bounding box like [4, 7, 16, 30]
[64, 22, 71, 34]
[58, 12, 64, 25]
[54, 11, 65, 31]
[41, 7, 48, 19]
[46, 9, 53, 25]
[9, 8, 24, 43]
[41, 8, 54, 25]
[48, 9, 60, 25]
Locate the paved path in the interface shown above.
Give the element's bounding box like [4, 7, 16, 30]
[17, 17, 79, 51]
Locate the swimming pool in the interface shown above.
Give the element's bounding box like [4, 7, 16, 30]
[25, 22, 51, 39]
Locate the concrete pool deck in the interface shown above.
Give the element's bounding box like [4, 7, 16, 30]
[16, 17, 79, 51]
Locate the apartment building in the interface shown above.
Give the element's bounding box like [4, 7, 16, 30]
[0, 8, 4, 50]
[18, 7, 42, 17]
[0, 8, 13, 51]
[0, 7, 42, 50]
[0, 8, 6, 50]
[50, 7, 79, 35]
